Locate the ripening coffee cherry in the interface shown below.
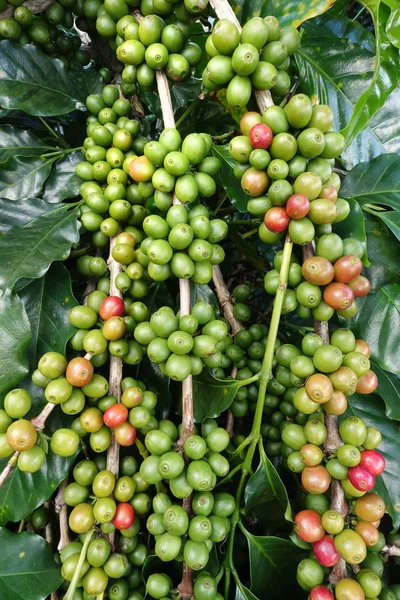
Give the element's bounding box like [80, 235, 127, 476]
[249, 123, 273, 149]
[264, 207, 290, 232]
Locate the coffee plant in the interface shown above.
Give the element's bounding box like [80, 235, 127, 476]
[0, 0, 400, 598]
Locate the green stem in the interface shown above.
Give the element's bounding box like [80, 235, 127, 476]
[225, 235, 293, 568]
[17, 519, 25, 533]
[175, 99, 200, 129]
[224, 568, 231, 599]
[281, 322, 315, 334]
[229, 219, 260, 226]
[41, 146, 82, 160]
[218, 461, 243, 485]
[215, 192, 228, 215]
[242, 227, 258, 238]
[64, 529, 95, 600]
[38, 117, 69, 148]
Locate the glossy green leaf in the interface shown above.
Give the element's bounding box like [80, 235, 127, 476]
[213, 145, 247, 213]
[0, 198, 61, 234]
[190, 282, 219, 311]
[231, 0, 335, 28]
[0, 293, 31, 398]
[245, 442, 292, 525]
[363, 215, 400, 291]
[0, 155, 54, 200]
[340, 153, 400, 210]
[137, 358, 172, 420]
[340, 3, 400, 146]
[343, 394, 400, 530]
[303, 12, 375, 50]
[139, 78, 202, 119]
[0, 41, 86, 116]
[372, 210, 400, 241]
[371, 360, 400, 421]
[0, 125, 52, 163]
[383, 1, 400, 48]
[235, 580, 259, 600]
[0, 528, 62, 599]
[20, 262, 77, 374]
[178, 97, 236, 137]
[240, 525, 308, 597]
[342, 283, 400, 376]
[296, 19, 400, 168]
[69, 63, 105, 97]
[333, 197, 369, 264]
[43, 151, 82, 203]
[0, 205, 79, 292]
[193, 371, 251, 422]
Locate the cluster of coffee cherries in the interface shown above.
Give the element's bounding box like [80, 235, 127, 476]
[203, 16, 299, 105]
[134, 300, 233, 380]
[93, 9, 203, 92]
[129, 204, 227, 286]
[59, 455, 147, 597]
[228, 100, 347, 240]
[0, 387, 46, 470]
[265, 236, 369, 321]
[129, 131, 221, 205]
[0, 0, 90, 67]
[140, 418, 232, 570]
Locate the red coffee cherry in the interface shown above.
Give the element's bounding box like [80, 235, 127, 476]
[348, 465, 375, 492]
[323, 283, 354, 310]
[286, 194, 310, 219]
[249, 123, 273, 149]
[264, 207, 290, 233]
[359, 450, 385, 476]
[99, 296, 125, 320]
[294, 509, 325, 543]
[313, 535, 340, 567]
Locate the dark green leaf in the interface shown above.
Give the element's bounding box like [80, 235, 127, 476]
[0, 125, 52, 163]
[343, 394, 400, 530]
[333, 197, 369, 264]
[20, 262, 77, 374]
[363, 215, 400, 291]
[240, 525, 308, 598]
[0, 41, 86, 116]
[139, 78, 202, 119]
[137, 358, 172, 420]
[235, 581, 259, 600]
[340, 4, 400, 146]
[0, 447, 76, 525]
[245, 442, 292, 526]
[371, 360, 400, 421]
[296, 23, 400, 169]
[69, 63, 105, 98]
[0, 293, 31, 398]
[0, 528, 62, 599]
[0, 205, 79, 292]
[0, 198, 59, 234]
[190, 282, 219, 310]
[213, 145, 247, 213]
[340, 153, 400, 210]
[193, 371, 248, 422]
[178, 97, 236, 137]
[341, 283, 400, 376]
[384, 1, 400, 48]
[0, 155, 54, 200]
[303, 12, 375, 50]
[373, 210, 400, 241]
[340, 154, 400, 210]
[228, 226, 264, 274]
[43, 151, 82, 203]
[231, 0, 336, 28]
